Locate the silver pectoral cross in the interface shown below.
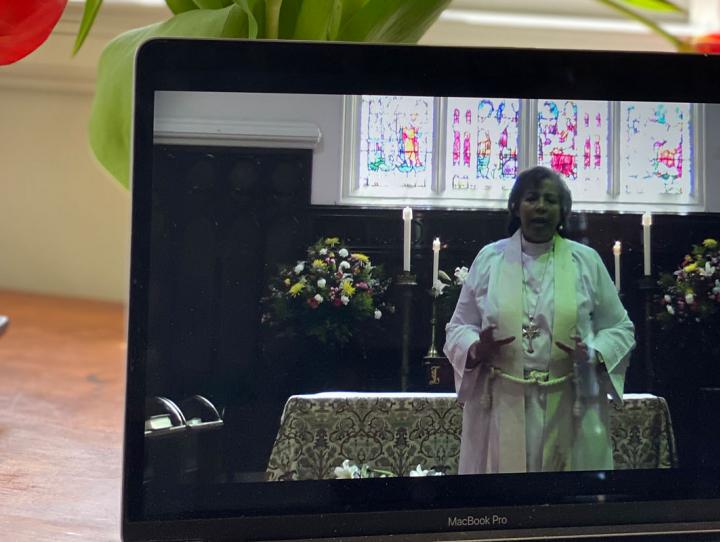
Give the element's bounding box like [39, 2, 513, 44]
[522, 316, 541, 354]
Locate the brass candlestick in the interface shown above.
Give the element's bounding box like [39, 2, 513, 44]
[395, 271, 417, 391]
[426, 291, 439, 358]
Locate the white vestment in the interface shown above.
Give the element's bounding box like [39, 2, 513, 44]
[443, 230, 635, 474]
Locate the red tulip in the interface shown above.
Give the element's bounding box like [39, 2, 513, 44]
[0, 0, 68, 65]
[690, 33, 720, 54]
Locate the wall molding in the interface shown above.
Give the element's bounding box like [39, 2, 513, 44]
[154, 118, 322, 148]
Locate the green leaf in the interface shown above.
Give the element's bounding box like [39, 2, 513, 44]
[73, 0, 103, 55]
[327, 0, 344, 41]
[614, 0, 685, 12]
[193, 0, 234, 8]
[339, 0, 369, 29]
[222, 4, 251, 36]
[293, 0, 338, 40]
[337, 0, 451, 43]
[234, 0, 260, 38]
[165, 0, 200, 14]
[277, 0, 302, 38]
[89, 6, 246, 188]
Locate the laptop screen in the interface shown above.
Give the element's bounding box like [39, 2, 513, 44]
[125, 39, 720, 540]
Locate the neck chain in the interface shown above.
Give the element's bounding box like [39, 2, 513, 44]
[521, 238, 553, 354]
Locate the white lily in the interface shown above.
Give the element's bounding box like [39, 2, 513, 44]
[334, 460, 360, 479]
[454, 266, 470, 285]
[409, 464, 430, 477]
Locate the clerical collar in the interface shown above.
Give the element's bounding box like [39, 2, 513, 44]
[521, 233, 554, 256]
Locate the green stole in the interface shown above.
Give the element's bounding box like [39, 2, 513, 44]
[490, 231, 577, 472]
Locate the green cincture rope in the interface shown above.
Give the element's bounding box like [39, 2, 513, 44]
[489, 367, 574, 387]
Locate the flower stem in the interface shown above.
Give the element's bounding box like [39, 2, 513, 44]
[265, 0, 283, 39]
[595, 0, 690, 51]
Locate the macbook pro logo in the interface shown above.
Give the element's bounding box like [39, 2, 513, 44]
[447, 514, 508, 528]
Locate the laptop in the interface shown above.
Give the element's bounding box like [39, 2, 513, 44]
[124, 38, 720, 541]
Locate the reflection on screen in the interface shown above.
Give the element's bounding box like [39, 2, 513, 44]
[143, 91, 720, 487]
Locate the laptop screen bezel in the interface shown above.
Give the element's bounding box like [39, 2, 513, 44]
[126, 38, 720, 541]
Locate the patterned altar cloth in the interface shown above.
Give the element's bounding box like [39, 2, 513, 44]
[266, 392, 677, 481]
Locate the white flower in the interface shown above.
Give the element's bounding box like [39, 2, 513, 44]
[317, 278, 326, 288]
[341, 295, 350, 305]
[705, 262, 717, 276]
[314, 294, 323, 303]
[319, 248, 327, 256]
[339, 261, 351, 270]
[294, 262, 305, 274]
[664, 294, 672, 303]
[454, 266, 469, 285]
[409, 464, 429, 477]
[666, 305, 675, 315]
[338, 248, 349, 258]
[713, 280, 720, 295]
[432, 281, 447, 297]
[685, 293, 695, 304]
[334, 459, 360, 479]
[374, 309, 382, 320]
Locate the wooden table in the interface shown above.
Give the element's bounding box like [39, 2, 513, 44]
[0, 290, 125, 541]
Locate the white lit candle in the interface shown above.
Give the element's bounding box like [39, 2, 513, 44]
[613, 241, 621, 292]
[642, 212, 652, 276]
[432, 237, 441, 290]
[403, 207, 413, 272]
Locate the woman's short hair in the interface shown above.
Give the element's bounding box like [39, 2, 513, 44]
[506, 166, 572, 236]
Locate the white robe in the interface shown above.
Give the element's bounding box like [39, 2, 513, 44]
[443, 231, 635, 474]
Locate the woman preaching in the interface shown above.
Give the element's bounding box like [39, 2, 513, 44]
[444, 166, 635, 474]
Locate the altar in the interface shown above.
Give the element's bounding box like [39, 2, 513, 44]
[266, 392, 677, 481]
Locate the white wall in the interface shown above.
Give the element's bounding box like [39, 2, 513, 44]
[0, 88, 131, 301]
[0, 2, 166, 302]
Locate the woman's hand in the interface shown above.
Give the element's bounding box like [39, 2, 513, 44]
[555, 335, 590, 364]
[466, 325, 515, 370]
[556, 335, 602, 400]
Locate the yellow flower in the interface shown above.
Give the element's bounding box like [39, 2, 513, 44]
[289, 281, 305, 297]
[341, 280, 356, 297]
[683, 262, 698, 273]
[703, 238, 718, 249]
[325, 237, 340, 247]
[312, 259, 327, 269]
[352, 253, 369, 264]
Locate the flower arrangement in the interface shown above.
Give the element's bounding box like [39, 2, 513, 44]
[263, 237, 391, 348]
[657, 238, 720, 327]
[333, 459, 444, 479]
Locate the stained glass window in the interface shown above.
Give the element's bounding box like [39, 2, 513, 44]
[619, 101, 692, 199]
[345, 96, 700, 210]
[357, 95, 434, 195]
[537, 100, 610, 200]
[444, 98, 520, 198]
